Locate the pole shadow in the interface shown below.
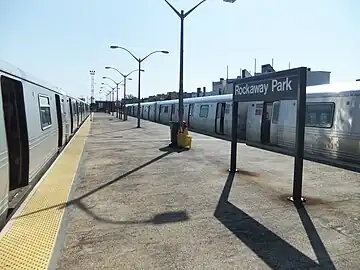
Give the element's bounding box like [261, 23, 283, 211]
[15, 147, 180, 219]
[76, 200, 189, 225]
[214, 172, 323, 269]
[296, 205, 336, 269]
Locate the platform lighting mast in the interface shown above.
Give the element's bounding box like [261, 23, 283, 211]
[90, 70, 95, 104]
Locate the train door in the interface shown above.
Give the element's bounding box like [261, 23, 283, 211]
[246, 102, 262, 143]
[158, 105, 162, 122]
[261, 102, 273, 144]
[270, 101, 280, 145]
[170, 104, 174, 121]
[69, 99, 74, 133]
[187, 104, 193, 128]
[55, 94, 63, 148]
[76, 101, 79, 126]
[0, 76, 29, 190]
[154, 105, 157, 122]
[80, 104, 83, 122]
[215, 103, 226, 134]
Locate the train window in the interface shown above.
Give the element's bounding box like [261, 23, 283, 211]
[305, 102, 334, 128]
[38, 95, 52, 130]
[199, 105, 209, 118]
[164, 106, 168, 113]
[272, 102, 280, 124]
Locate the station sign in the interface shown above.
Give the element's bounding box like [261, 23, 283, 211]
[230, 67, 308, 206]
[233, 68, 301, 102]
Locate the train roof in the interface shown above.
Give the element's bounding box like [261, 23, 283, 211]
[0, 60, 89, 104]
[306, 81, 360, 96]
[126, 81, 360, 106]
[0, 60, 61, 92]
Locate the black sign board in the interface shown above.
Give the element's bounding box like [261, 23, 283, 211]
[233, 68, 301, 102]
[230, 67, 307, 206]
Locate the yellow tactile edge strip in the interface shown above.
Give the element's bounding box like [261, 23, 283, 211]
[0, 118, 91, 270]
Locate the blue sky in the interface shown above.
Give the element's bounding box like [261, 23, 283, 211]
[1, 0, 359, 101]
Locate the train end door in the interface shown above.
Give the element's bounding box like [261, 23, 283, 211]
[246, 102, 263, 143]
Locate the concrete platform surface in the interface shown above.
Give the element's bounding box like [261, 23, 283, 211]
[53, 113, 360, 270]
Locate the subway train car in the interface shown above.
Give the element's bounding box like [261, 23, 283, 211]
[0, 61, 89, 227]
[126, 81, 360, 164]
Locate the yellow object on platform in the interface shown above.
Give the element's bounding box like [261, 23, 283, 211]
[177, 127, 192, 149]
[0, 118, 90, 270]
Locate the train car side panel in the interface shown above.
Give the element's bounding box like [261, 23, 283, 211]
[191, 102, 216, 133]
[27, 83, 58, 182]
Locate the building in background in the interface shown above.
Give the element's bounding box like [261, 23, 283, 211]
[211, 64, 331, 95]
[122, 63, 332, 103]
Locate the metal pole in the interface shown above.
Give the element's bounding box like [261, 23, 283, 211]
[116, 84, 119, 118]
[137, 60, 141, 128]
[123, 76, 127, 121]
[230, 101, 238, 172]
[112, 90, 114, 116]
[292, 67, 307, 206]
[178, 11, 184, 124]
[164, 0, 209, 124]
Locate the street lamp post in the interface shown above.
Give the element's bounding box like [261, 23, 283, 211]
[99, 87, 110, 112]
[101, 83, 116, 114]
[119, 78, 132, 119]
[103, 77, 124, 117]
[110, 45, 169, 128]
[164, 0, 235, 124]
[105, 67, 144, 121]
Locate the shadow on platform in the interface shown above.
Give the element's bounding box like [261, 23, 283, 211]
[14, 145, 188, 224]
[214, 172, 336, 269]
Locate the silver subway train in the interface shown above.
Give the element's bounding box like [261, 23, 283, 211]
[0, 61, 90, 227]
[126, 81, 360, 164]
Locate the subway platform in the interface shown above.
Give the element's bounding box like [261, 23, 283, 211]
[1, 113, 360, 269]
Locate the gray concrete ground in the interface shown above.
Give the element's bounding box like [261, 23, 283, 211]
[54, 113, 360, 270]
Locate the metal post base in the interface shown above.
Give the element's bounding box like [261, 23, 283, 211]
[168, 142, 178, 148]
[228, 168, 239, 173]
[287, 196, 306, 204]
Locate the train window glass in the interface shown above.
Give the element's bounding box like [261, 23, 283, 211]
[199, 105, 209, 118]
[272, 102, 280, 124]
[38, 95, 52, 129]
[164, 106, 168, 113]
[305, 102, 334, 128]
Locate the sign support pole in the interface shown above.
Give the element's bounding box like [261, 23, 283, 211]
[230, 101, 239, 173]
[288, 67, 307, 206]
